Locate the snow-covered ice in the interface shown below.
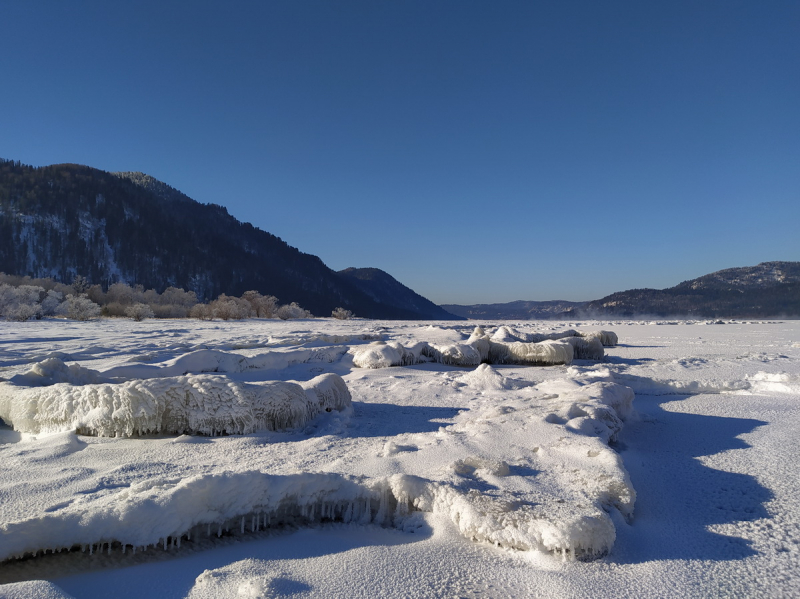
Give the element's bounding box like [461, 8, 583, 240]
[0, 318, 798, 597]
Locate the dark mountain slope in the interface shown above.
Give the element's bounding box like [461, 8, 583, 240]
[338, 267, 461, 320]
[0, 160, 449, 319]
[441, 262, 800, 320]
[580, 262, 800, 318]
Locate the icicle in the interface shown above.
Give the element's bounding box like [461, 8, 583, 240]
[251, 515, 256, 532]
[241, 517, 245, 534]
[163, 537, 167, 550]
[177, 536, 181, 548]
[218, 525, 222, 538]
[108, 543, 111, 555]
[207, 524, 211, 537]
[89, 544, 93, 555]
[122, 544, 126, 554]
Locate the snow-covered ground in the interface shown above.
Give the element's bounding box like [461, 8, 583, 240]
[0, 318, 798, 598]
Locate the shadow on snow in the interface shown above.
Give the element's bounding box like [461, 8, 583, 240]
[610, 394, 771, 565]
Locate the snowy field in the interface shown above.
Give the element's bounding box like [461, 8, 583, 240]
[0, 317, 799, 598]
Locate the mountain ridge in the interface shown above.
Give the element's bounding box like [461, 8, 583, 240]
[0, 160, 459, 320]
[443, 262, 800, 319]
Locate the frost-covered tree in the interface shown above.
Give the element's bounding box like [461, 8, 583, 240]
[41, 289, 63, 316]
[189, 303, 213, 320]
[71, 275, 90, 295]
[58, 294, 101, 321]
[242, 290, 278, 318]
[210, 294, 252, 320]
[106, 282, 135, 306]
[125, 303, 155, 321]
[0, 284, 44, 321]
[277, 302, 313, 320]
[160, 287, 198, 308]
[331, 307, 354, 320]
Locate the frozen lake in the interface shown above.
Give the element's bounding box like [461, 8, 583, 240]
[1, 318, 798, 598]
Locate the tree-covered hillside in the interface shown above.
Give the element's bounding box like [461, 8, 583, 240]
[0, 160, 454, 319]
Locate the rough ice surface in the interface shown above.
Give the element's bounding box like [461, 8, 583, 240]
[2, 319, 798, 597]
[0, 373, 351, 437]
[352, 327, 579, 370]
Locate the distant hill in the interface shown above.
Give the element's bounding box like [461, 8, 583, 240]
[443, 262, 800, 320]
[580, 262, 800, 318]
[339, 267, 461, 320]
[0, 159, 458, 319]
[441, 300, 585, 320]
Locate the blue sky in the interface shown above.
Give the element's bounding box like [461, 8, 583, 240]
[2, 1, 798, 304]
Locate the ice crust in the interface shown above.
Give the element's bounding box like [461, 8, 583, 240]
[351, 327, 580, 369]
[580, 330, 618, 347]
[0, 373, 351, 437]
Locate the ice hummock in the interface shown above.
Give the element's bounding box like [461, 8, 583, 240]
[0, 373, 351, 437]
[351, 326, 585, 369]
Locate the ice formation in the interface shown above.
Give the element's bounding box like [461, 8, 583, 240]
[487, 339, 574, 366]
[350, 341, 419, 369]
[9, 358, 104, 387]
[103, 347, 349, 380]
[0, 373, 351, 437]
[351, 326, 588, 369]
[421, 342, 483, 367]
[0, 471, 415, 562]
[562, 335, 605, 360]
[0, 321, 637, 570]
[580, 330, 618, 347]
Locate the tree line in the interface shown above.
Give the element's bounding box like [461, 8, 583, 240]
[0, 273, 356, 322]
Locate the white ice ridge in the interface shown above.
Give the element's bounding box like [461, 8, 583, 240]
[8, 347, 350, 387]
[0, 471, 416, 562]
[0, 373, 351, 437]
[349, 341, 426, 369]
[102, 346, 350, 380]
[0, 371, 636, 563]
[350, 326, 600, 369]
[579, 330, 619, 347]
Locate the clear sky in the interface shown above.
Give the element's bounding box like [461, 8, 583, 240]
[2, 1, 798, 305]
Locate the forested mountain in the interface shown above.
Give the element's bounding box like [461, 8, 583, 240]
[338, 267, 460, 320]
[0, 159, 457, 319]
[579, 262, 800, 318]
[444, 262, 800, 320]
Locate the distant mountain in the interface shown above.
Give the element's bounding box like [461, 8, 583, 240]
[0, 159, 457, 319]
[339, 267, 461, 320]
[443, 262, 800, 320]
[580, 262, 800, 318]
[441, 300, 585, 320]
